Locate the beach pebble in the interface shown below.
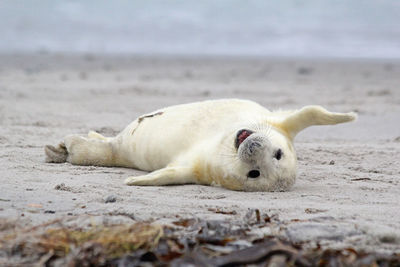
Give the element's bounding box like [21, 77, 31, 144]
[105, 195, 117, 203]
[44, 210, 56, 214]
[54, 183, 72, 191]
[285, 222, 360, 242]
[297, 66, 313, 75]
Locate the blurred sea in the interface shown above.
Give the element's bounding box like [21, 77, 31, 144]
[1, 0, 399, 58]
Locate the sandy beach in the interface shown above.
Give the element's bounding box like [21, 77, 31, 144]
[1, 53, 400, 263]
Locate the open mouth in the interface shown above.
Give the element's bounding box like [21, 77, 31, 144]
[235, 129, 254, 149]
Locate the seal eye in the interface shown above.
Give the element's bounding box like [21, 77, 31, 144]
[247, 170, 260, 178]
[274, 149, 282, 160]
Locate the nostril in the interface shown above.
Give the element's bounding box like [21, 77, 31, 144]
[248, 141, 262, 153]
[249, 143, 255, 153]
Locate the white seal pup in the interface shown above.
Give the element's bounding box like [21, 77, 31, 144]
[45, 99, 356, 191]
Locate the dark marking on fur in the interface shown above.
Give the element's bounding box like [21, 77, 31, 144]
[132, 111, 164, 135]
[138, 111, 164, 123]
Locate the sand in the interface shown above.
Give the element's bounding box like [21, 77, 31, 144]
[1, 53, 400, 253]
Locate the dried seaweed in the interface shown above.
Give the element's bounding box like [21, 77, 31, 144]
[1, 213, 400, 267]
[38, 223, 162, 257]
[0, 221, 163, 266]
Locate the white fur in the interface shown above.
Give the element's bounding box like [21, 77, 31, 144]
[45, 99, 356, 192]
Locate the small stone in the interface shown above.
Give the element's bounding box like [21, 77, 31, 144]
[329, 160, 335, 165]
[67, 212, 73, 216]
[60, 74, 68, 81]
[297, 67, 313, 75]
[380, 235, 397, 244]
[79, 71, 88, 80]
[285, 222, 360, 242]
[44, 210, 56, 214]
[305, 208, 327, 214]
[105, 195, 117, 203]
[55, 183, 72, 191]
[201, 90, 210, 96]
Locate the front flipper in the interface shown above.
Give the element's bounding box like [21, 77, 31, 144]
[280, 105, 357, 139]
[124, 166, 195, 186]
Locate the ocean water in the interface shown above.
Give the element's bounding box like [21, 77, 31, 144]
[1, 0, 399, 58]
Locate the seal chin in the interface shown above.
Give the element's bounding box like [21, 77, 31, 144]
[241, 172, 297, 192]
[235, 129, 254, 150]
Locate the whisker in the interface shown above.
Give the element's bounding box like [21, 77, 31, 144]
[219, 153, 237, 158]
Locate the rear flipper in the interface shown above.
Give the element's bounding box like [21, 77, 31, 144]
[88, 130, 108, 141]
[45, 133, 119, 167]
[45, 142, 68, 163]
[124, 166, 195, 186]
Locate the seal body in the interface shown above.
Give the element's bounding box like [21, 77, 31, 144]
[45, 99, 356, 191]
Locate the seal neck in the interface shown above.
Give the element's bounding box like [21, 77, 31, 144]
[265, 120, 293, 141]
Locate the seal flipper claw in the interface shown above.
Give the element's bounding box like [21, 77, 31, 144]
[45, 143, 68, 163]
[124, 166, 195, 186]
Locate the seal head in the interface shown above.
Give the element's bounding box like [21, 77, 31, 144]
[218, 125, 297, 192]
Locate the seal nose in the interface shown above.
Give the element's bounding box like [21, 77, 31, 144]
[241, 139, 263, 160]
[248, 140, 262, 154]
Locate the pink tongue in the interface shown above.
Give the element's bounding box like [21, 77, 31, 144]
[238, 131, 252, 145]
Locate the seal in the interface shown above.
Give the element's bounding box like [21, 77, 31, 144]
[45, 99, 357, 191]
